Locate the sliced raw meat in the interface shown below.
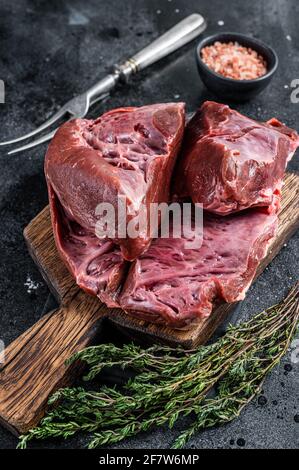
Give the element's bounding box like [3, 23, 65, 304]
[119, 209, 277, 327]
[48, 186, 128, 307]
[45, 103, 185, 261]
[174, 101, 299, 215]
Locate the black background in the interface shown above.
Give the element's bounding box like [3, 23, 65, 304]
[0, 0, 298, 449]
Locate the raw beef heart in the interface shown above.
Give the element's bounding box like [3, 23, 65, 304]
[45, 103, 185, 261]
[48, 186, 128, 307]
[119, 209, 277, 327]
[174, 101, 299, 215]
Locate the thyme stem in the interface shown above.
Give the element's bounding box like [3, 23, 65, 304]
[18, 282, 299, 449]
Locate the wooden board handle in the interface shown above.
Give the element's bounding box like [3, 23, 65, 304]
[0, 291, 106, 435]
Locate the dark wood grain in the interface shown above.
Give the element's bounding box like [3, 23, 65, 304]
[0, 172, 298, 436]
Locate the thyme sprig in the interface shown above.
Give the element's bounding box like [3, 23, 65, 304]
[18, 282, 299, 449]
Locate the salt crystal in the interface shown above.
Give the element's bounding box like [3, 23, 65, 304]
[286, 35, 292, 41]
[24, 275, 40, 294]
[156, 9, 161, 14]
[201, 41, 267, 80]
[218, 20, 225, 26]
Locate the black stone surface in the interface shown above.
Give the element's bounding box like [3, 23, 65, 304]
[0, 0, 298, 449]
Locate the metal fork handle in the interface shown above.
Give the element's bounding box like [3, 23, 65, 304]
[116, 13, 206, 81]
[86, 13, 206, 100]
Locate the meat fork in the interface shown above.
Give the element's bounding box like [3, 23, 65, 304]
[1, 14, 206, 155]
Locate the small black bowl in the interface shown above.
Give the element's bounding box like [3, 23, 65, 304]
[196, 32, 278, 101]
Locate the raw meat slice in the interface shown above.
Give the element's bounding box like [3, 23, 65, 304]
[174, 101, 298, 215]
[45, 103, 185, 261]
[119, 209, 277, 328]
[48, 186, 128, 307]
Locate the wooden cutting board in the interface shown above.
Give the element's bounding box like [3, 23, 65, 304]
[0, 171, 299, 437]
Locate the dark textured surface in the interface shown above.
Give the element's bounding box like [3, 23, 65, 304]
[0, 0, 298, 449]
